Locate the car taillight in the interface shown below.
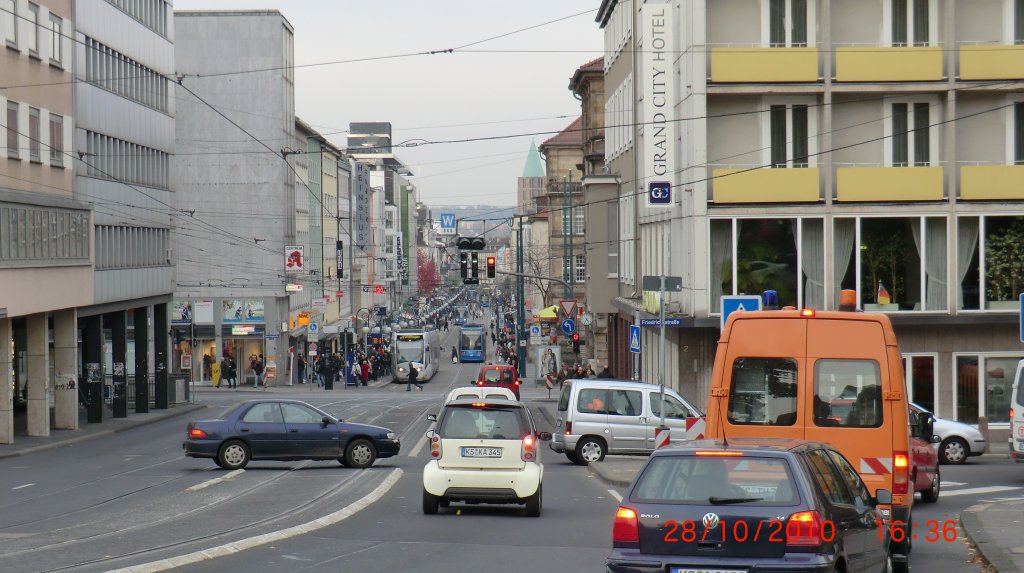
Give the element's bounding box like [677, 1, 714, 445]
[613, 506, 639, 544]
[515, 380, 521, 385]
[189, 428, 207, 439]
[522, 435, 536, 461]
[1012, 408, 1016, 419]
[430, 435, 442, 459]
[893, 451, 909, 494]
[564, 421, 572, 435]
[786, 510, 823, 547]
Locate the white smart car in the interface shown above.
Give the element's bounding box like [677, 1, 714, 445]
[422, 399, 551, 516]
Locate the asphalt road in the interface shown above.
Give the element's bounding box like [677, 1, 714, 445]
[1, 315, 1020, 572]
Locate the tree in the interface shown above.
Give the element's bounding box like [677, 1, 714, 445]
[417, 250, 441, 295]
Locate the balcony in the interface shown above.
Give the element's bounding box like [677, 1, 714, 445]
[709, 47, 819, 83]
[711, 167, 820, 203]
[960, 165, 1024, 200]
[835, 166, 943, 202]
[834, 46, 943, 82]
[959, 45, 1024, 80]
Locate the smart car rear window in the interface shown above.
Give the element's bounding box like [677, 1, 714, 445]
[440, 405, 525, 439]
[632, 456, 799, 506]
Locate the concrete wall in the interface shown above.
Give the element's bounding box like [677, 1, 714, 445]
[954, 0, 1004, 43]
[955, 93, 1007, 162]
[831, 97, 885, 166]
[831, 0, 884, 45]
[706, 0, 760, 45]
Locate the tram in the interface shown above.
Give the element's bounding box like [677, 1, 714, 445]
[458, 324, 487, 363]
[453, 304, 470, 326]
[391, 328, 441, 383]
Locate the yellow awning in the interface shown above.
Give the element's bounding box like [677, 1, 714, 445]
[536, 305, 559, 318]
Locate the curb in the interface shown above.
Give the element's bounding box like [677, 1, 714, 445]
[0, 403, 207, 460]
[587, 464, 633, 488]
[960, 503, 1008, 573]
[531, 402, 557, 427]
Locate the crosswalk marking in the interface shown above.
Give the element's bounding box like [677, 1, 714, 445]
[940, 486, 1022, 497]
[940, 481, 967, 487]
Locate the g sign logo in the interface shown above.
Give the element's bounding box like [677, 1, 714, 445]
[702, 512, 720, 530]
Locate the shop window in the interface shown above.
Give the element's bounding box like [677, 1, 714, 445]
[984, 357, 1020, 424]
[956, 355, 979, 424]
[960, 215, 1024, 311]
[902, 355, 936, 413]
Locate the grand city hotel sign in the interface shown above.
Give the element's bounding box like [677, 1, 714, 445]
[642, 3, 675, 209]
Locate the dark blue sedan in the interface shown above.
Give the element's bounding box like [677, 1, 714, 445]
[607, 439, 892, 573]
[183, 399, 401, 470]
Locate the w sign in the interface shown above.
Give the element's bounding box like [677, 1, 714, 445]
[439, 213, 456, 235]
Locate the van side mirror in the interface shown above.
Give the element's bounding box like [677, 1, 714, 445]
[874, 489, 893, 506]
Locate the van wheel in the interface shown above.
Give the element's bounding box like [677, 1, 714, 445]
[920, 467, 940, 503]
[939, 437, 968, 464]
[565, 451, 580, 464]
[576, 437, 606, 465]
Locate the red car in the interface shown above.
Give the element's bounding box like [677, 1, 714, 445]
[911, 435, 940, 502]
[474, 364, 521, 399]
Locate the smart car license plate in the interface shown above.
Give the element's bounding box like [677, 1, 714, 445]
[672, 569, 747, 573]
[461, 447, 502, 458]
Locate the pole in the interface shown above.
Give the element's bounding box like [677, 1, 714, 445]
[568, 172, 574, 297]
[633, 310, 640, 381]
[516, 219, 527, 378]
[657, 276, 668, 445]
[562, 176, 569, 300]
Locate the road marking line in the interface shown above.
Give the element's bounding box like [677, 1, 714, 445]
[939, 485, 1021, 497]
[408, 433, 429, 458]
[940, 481, 967, 487]
[11, 483, 34, 490]
[108, 468, 403, 573]
[185, 469, 245, 492]
[608, 489, 622, 502]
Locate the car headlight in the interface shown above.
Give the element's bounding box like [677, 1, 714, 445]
[386, 432, 397, 440]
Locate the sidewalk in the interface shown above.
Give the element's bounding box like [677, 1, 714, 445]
[0, 402, 206, 460]
[961, 500, 1024, 573]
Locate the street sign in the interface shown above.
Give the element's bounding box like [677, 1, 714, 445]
[266, 333, 280, 341]
[309, 342, 318, 352]
[629, 325, 641, 354]
[561, 318, 576, 335]
[639, 318, 684, 327]
[648, 181, 672, 206]
[312, 299, 326, 311]
[439, 213, 457, 235]
[642, 275, 683, 292]
[308, 322, 320, 341]
[559, 299, 577, 318]
[720, 295, 763, 330]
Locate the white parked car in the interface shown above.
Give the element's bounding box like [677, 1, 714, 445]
[911, 403, 987, 464]
[422, 399, 550, 516]
[444, 386, 516, 404]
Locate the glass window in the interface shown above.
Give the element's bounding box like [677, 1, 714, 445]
[769, 0, 807, 47]
[575, 205, 585, 235]
[241, 402, 284, 423]
[577, 388, 608, 414]
[826, 450, 872, 507]
[26, 2, 38, 54]
[983, 216, 1024, 309]
[28, 107, 40, 162]
[806, 450, 855, 506]
[956, 355, 979, 424]
[769, 0, 785, 47]
[49, 13, 61, 64]
[892, 0, 908, 45]
[1015, 103, 1023, 164]
[984, 357, 1021, 424]
[607, 199, 619, 276]
[439, 405, 525, 439]
[650, 393, 695, 419]
[770, 105, 787, 167]
[632, 455, 799, 505]
[814, 359, 883, 428]
[575, 254, 585, 283]
[49, 114, 62, 166]
[6, 100, 17, 158]
[736, 219, 798, 307]
[728, 357, 798, 426]
[1016, 0, 1024, 44]
[281, 403, 322, 424]
[608, 390, 641, 417]
[904, 355, 936, 413]
[709, 220, 732, 313]
[891, 103, 931, 166]
[1, 0, 15, 46]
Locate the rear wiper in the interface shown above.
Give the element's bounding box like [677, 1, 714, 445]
[708, 496, 764, 505]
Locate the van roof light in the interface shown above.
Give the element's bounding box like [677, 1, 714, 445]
[800, 308, 816, 317]
[838, 289, 857, 311]
[762, 290, 779, 310]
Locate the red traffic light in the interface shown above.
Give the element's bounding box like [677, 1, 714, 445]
[486, 256, 495, 265]
[571, 333, 580, 342]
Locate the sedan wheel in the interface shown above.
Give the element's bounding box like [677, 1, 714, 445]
[217, 440, 250, 470]
[940, 437, 968, 465]
[344, 439, 377, 469]
[575, 437, 606, 465]
[921, 467, 940, 503]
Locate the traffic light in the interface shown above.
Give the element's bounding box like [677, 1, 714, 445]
[460, 253, 468, 278]
[456, 236, 486, 250]
[571, 333, 581, 354]
[486, 256, 496, 279]
[471, 253, 479, 279]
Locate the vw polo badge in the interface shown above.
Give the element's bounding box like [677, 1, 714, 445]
[702, 512, 720, 530]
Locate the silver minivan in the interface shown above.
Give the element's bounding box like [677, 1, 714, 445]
[549, 379, 704, 465]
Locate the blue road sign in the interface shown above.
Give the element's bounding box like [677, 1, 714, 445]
[629, 325, 641, 354]
[648, 181, 672, 206]
[720, 295, 763, 330]
[1019, 293, 1024, 343]
[561, 318, 576, 335]
[439, 213, 457, 234]
[639, 318, 683, 327]
[530, 325, 541, 337]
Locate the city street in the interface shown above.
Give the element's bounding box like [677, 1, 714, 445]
[0, 321, 1019, 572]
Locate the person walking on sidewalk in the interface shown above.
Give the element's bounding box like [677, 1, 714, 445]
[405, 361, 423, 392]
[360, 359, 370, 387]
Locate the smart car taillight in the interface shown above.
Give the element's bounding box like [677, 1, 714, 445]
[786, 510, 823, 547]
[430, 435, 442, 459]
[893, 451, 909, 495]
[522, 435, 536, 461]
[189, 428, 207, 439]
[613, 507, 639, 544]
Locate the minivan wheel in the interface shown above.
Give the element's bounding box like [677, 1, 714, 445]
[576, 437, 606, 464]
[565, 451, 579, 464]
[939, 437, 968, 464]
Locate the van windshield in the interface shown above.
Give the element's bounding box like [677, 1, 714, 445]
[728, 358, 798, 426]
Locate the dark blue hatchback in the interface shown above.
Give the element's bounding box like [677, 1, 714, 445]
[183, 399, 400, 470]
[607, 439, 891, 573]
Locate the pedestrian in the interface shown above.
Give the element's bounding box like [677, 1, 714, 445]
[597, 364, 614, 379]
[585, 364, 598, 379]
[253, 355, 265, 387]
[360, 359, 370, 386]
[351, 359, 362, 387]
[297, 354, 306, 384]
[556, 364, 570, 388]
[406, 361, 424, 392]
[451, 346, 459, 364]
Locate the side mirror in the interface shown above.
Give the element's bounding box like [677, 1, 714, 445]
[929, 434, 942, 444]
[427, 414, 437, 422]
[538, 431, 552, 441]
[322, 415, 334, 424]
[912, 413, 935, 440]
[874, 489, 893, 506]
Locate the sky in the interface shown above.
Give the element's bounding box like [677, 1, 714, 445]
[173, 0, 604, 208]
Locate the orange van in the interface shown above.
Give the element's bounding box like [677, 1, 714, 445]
[704, 304, 933, 572]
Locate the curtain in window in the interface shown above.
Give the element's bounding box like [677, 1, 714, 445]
[913, 102, 929, 166]
[913, 0, 929, 46]
[892, 104, 909, 166]
[792, 105, 809, 167]
[769, 0, 785, 47]
[957, 218, 979, 309]
[770, 105, 787, 167]
[892, 0, 908, 45]
[710, 221, 732, 313]
[910, 218, 948, 310]
[792, 0, 807, 46]
[833, 219, 856, 305]
[801, 219, 825, 309]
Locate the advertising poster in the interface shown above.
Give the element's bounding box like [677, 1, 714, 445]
[223, 299, 265, 323]
[354, 162, 371, 250]
[171, 301, 193, 324]
[285, 245, 304, 273]
[194, 300, 215, 324]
